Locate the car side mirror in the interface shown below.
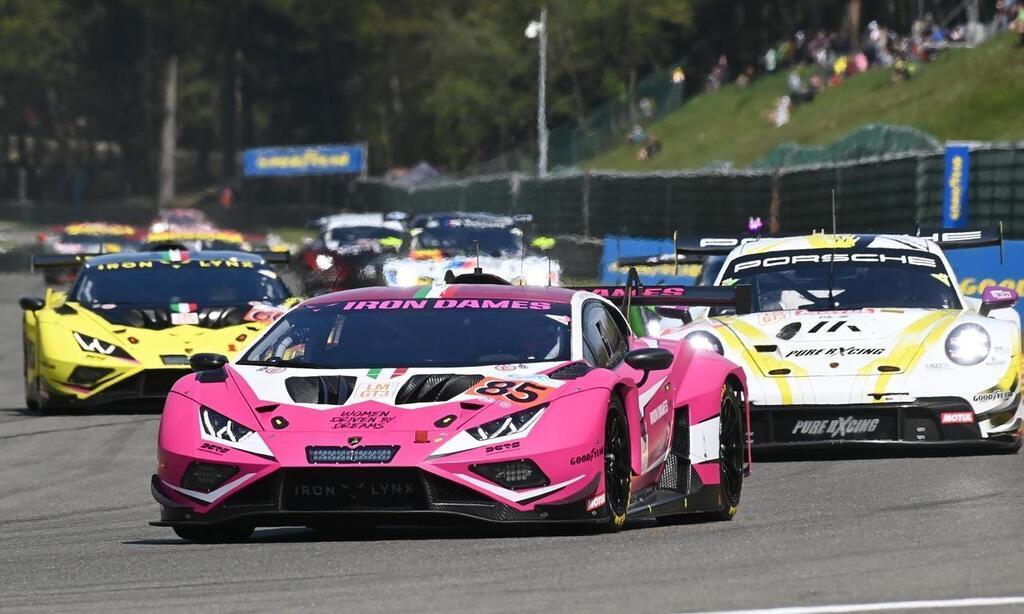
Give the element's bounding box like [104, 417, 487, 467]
[625, 348, 674, 386]
[980, 286, 1018, 317]
[654, 305, 692, 324]
[190, 353, 228, 372]
[19, 297, 45, 311]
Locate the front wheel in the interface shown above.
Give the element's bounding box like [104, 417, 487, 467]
[710, 382, 745, 520]
[173, 523, 254, 543]
[597, 394, 631, 532]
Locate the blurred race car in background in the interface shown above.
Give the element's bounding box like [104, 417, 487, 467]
[143, 229, 252, 251]
[38, 222, 141, 284]
[383, 212, 560, 286]
[149, 208, 215, 234]
[296, 212, 406, 294]
[666, 228, 1023, 451]
[22, 249, 298, 413]
[150, 269, 751, 542]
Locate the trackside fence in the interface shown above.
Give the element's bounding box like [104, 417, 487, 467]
[352, 143, 1024, 239]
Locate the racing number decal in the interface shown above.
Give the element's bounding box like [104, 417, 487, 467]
[474, 380, 549, 403]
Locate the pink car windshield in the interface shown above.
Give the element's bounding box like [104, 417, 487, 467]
[240, 299, 572, 369]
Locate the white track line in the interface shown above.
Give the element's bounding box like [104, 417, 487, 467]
[678, 596, 1024, 614]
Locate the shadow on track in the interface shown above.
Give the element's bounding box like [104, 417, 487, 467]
[754, 444, 1019, 463]
[2, 404, 164, 418]
[125, 520, 657, 546]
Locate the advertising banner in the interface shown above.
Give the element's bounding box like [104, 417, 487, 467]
[599, 236, 701, 285]
[946, 240, 1024, 319]
[243, 144, 366, 177]
[941, 143, 971, 228]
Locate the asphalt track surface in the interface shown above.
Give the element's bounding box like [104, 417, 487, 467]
[2, 272, 1024, 614]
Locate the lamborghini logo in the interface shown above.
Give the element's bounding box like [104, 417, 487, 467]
[348, 436, 362, 447]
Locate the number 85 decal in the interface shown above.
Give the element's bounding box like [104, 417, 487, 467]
[474, 380, 550, 403]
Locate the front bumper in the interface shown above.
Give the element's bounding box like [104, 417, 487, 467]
[43, 367, 189, 409]
[749, 397, 1022, 450]
[150, 469, 601, 528]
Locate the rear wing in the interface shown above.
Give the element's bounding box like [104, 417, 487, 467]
[30, 253, 98, 272]
[256, 250, 290, 264]
[917, 224, 1003, 251]
[674, 235, 767, 256]
[570, 267, 752, 315]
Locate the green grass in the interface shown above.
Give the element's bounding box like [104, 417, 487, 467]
[269, 227, 315, 246]
[589, 33, 1024, 171]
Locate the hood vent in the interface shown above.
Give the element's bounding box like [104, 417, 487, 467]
[548, 362, 593, 380]
[395, 374, 483, 405]
[285, 376, 357, 405]
[94, 305, 249, 330]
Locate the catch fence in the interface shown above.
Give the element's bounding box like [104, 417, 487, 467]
[354, 143, 1024, 239]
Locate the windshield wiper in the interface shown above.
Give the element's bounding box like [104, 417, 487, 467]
[245, 357, 336, 369]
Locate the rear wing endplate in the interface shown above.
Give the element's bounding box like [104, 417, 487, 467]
[571, 267, 751, 315]
[30, 253, 98, 272]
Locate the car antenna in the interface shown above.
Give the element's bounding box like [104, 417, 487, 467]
[546, 256, 552, 287]
[473, 240, 482, 275]
[672, 230, 679, 277]
[519, 242, 526, 286]
[827, 189, 837, 309]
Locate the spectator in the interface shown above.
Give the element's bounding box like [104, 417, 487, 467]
[1012, 1, 1024, 45]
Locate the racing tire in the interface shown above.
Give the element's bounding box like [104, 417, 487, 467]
[710, 382, 745, 521]
[597, 394, 631, 532]
[173, 523, 254, 543]
[23, 333, 38, 412]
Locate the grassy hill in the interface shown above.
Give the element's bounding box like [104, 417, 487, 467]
[588, 33, 1024, 171]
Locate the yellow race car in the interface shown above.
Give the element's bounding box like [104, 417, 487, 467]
[21, 249, 299, 412]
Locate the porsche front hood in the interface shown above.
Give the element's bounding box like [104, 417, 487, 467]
[715, 309, 962, 377]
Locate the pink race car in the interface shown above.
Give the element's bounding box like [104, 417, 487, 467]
[151, 270, 751, 542]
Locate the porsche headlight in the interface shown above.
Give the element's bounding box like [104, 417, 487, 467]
[468, 405, 545, 441]
[73, 332, 132, 359]
[945, 323, 990, 366]
[685, 331, 724, 355]
[200, 406, 257, 443]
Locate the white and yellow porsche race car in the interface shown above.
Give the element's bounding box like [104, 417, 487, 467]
[665, 228, 1022, 451]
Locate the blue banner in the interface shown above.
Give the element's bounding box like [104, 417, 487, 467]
[243, 144, 366, 177]
[599, 236, 700, 285]
[941, 143, 970, 228]
[946, 240, 1024, 319]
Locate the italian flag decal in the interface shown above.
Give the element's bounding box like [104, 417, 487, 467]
[413, 285, 455, 299]
[366, 367, 409, 380]
[171, 302, 197, 313]
[162, 250, 190, 263]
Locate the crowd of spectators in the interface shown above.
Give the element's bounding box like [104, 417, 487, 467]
[628, 3, 1024, 159]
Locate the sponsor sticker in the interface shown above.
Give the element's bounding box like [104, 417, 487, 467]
[338, 298, 554, 311]
[585, 493, 607, 512]
[352, 381, 398, 400]
[170, 312, 200, 325]
[244, 303, 287, 323]
[330, 410, 396, 430]
[791, 416, 881, 438]
[785, 347, 885, 358]
[570, 446, 604, 466]
[972, 391, 1013, 403]
[648, 400, 670, 425]
[940, 411, 975, 424]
